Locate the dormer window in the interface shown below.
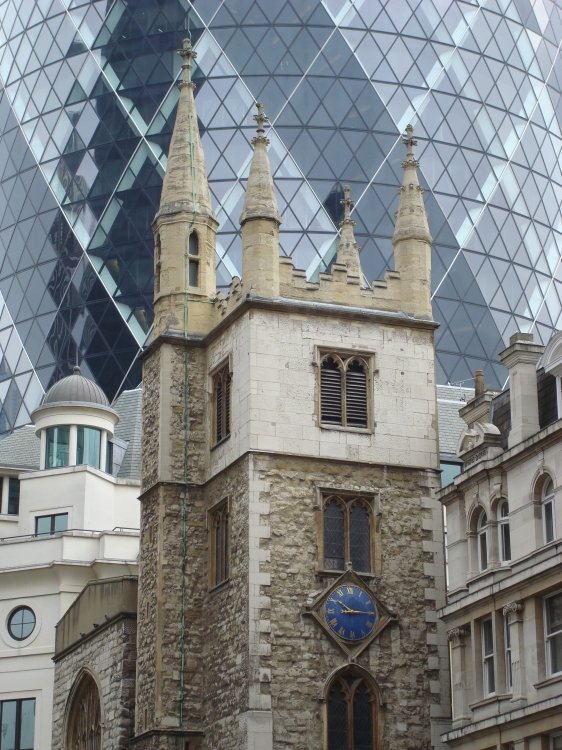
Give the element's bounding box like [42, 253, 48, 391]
[46, 426, 70, 468]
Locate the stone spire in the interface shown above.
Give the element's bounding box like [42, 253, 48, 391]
[152, 38, 218, 337]
[334, 185, 362, 279]
[157, 38, 214, 219]
[240, 103, 281, 297]
[240, 103, 281, 226]
[392, 125, 432, 318]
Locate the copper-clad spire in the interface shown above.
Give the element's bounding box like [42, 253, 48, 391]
[157, 38, 214, 218]
[392, 125, 431, 246]
[240, 103, 281, 226]
[334, 185, 362, 278]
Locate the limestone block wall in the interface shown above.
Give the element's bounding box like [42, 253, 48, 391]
[52, 616, 136, 750]
[208, 305, 439, 482]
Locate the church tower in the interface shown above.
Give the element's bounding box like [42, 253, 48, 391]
[134, 41, 448, 749]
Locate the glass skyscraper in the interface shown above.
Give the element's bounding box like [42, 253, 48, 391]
[0, 0, 560, 434]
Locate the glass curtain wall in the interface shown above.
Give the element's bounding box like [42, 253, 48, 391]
[0, 1, 561, 434]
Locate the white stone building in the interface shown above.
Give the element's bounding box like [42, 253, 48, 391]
[440, 331, 562, 749]
[0, 370, 140, 750]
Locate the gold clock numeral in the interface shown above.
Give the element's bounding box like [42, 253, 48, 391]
[360, 629, 366, 637]
[338, 627, 345, 636]
[366, 620, 374, 628]
[336, 588, 344, 596]
[329, 618, 338, 626]
[326, 607, 335, 614]
[346, 586, 353, 594]
[349, 631, 356, 639]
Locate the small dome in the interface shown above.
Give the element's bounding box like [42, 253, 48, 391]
[41, 366, 110, 408]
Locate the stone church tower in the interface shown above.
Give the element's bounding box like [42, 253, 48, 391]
[132, 38, 449, 750]
[51, 39, 449, 750]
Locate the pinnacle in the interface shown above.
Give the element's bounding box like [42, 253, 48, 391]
[334, 185, 362, 278]
[392, 124, 431, 246]
[156, 39, 215, 219]
[240, 102, 280, 226]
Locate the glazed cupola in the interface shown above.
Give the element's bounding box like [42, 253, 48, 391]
[31, 366, 119, 472]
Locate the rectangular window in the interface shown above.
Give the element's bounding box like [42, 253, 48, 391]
[35, 513, 68, 536]
[482, 617, 495, 695]
[319, 351, 371, 429]
[545, 592, 562, 676]
[212, 362, 231, 446]
[77, 426, 101, 469]
[45, 426, 69, 468]
[105, 440, 114, 474]
[8, 478, 20, 515]
[0, 698, 35, 750]
[505, 618, 512, 692]
[209, 499, 229, 588]
[322, 493, 373, 573]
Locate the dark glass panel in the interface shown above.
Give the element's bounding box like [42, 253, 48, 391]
[353, 682, 373, 750]
[349, 503, 370, 571]
[327, 680, 348, 750]
[324, 498, 344, 570]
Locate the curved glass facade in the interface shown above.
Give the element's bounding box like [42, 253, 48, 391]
[0, 0, 561, 434]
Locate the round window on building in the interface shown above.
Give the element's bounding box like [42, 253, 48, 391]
[8, 606, 36, 641]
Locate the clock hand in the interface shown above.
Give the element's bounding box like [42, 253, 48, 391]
[342, 609, 376, 616]
[334, 599, 354, 613]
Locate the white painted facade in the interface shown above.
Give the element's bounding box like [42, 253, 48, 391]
[0, 379, 140, 750]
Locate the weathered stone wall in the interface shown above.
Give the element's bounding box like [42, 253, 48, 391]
[246, 454, 444, 750]
[52, 616, 136, 749]
[136, 306, 447, 749]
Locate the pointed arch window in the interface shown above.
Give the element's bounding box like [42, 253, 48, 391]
[209, 498, 229, 588]
[326, 671, 378, 750]
[319, 352, 371, 429]
[212, 362, 231, 446]
[66, 672, 101, 750]
[322, 494, 372, 573]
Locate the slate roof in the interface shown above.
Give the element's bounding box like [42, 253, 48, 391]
[113, 388, 142, 480]
[0, 425, 40, 469]
[436, 385, 474, 457]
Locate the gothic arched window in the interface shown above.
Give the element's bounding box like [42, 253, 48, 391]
[66, 672, 101, 750]
[327, 670, 378, 750]
[322, 494, 372, 573]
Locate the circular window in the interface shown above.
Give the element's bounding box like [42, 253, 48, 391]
[8, 606, 36, 641]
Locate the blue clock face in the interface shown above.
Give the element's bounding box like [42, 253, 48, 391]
[324, 584, 377, 641]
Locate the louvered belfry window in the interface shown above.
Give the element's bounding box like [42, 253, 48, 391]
[213, 363, 231, 445]
[320, 353, 368, 428]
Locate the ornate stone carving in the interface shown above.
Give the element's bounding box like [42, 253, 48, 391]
[447, 626, 469, 642]
[502, 601, 524, 617]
